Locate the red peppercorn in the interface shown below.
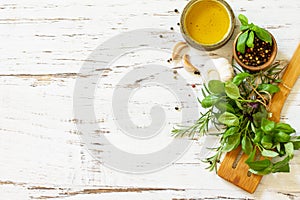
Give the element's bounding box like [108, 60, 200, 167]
[191, 84, 196, 88]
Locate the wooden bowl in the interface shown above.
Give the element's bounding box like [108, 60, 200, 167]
[233, 32, 277, 71]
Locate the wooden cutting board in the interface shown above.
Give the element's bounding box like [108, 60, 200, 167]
[217, 44, 300, 193]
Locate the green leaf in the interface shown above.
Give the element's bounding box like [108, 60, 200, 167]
[242, 135, 253, 155]
[247, 159, 272, 171]
[201, 95, 219, 108]
[232, 72, 251, 86]
[261, 118, 275, 134]
[272, 156, 291, 173]
[261, 135, 273, 149]
[255, 27, 272, 45]
[225, 82, 241, 100]
[274, 132, 291, 143]
[246, 148, 256, 163]
[215, 101, 235, 113]
[222, 133, 241, 152]
[253, 129, 263, 144]
[293, 141, 300, 150]
[223, 127, 239, 138]
[218, 112, 239, 127]
[240, 25, 250, 31]
[208, 80, 225, 94]
[246, 31, 255, 48]
[235, 100, 243, 110]
[253, 112, 268, 127]
[238, 14, 248, 26]
[261, 149, 279, 157]
[275, 123, 296, 134]
[258, 84, 280, 94]
[284, 142, 294, 158]
[237, 30, 249, 54]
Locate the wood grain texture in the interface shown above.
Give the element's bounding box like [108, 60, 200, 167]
[0, 0, 300, 199]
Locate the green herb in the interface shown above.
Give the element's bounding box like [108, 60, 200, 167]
[236, 14, 272, 54]
[172, 62, 298, 174]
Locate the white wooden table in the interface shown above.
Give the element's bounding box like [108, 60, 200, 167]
[1, 0, 300, 199]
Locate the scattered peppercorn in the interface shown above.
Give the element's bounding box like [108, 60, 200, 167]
[177, 22, 180, 26]
[194, 71, 200, 75]
[175, 107, 179, 111]
[191, 84, 196, 88]
[159, 35, 163, 38]
[174, 9, 179, 13]
[170, 27, 174, 30]
[173, 70, 178, 74]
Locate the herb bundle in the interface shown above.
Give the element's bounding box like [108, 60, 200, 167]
[172, 62, 300, 175]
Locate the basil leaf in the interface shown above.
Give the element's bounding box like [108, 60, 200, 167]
[237, 30, 249, 54]
[253, 129, 263, 144]
[293, 141, 300, 150]
[218, 112, 239, 127]
[242, 135, 253, 155]
[223, 126, 239, 138]
[253, 112, 268, 127]
[215, 101, 235, 113]
[232, 72, 251, 86]
[275, 123, 296, 134]
[246, 148, 256, 163]
[261, 135, 273, 149]
[208, 80, 225, 94]
[225, 82, 241, 100]
[238, 14, 248, 26]
[255, 27, 272, 45]
[274, 132, 291, 143]
[201, 95, 219, 108]
[284, 142, 294, 158]
[261, 118, 275, 134]
[247, 159, 272, 171]
[246, 31, 255, 48]
[240, 25, 250, 31]
[258, 84, 280, 94]
[222, 133, 241, 152]
[235, 100, 243, 110]
[272, 156, 291, 173]
[261, 149, 279, 157]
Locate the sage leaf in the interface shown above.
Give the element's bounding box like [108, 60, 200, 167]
[232, 72, 251, 86]
[218, 112, 239, 127]
[242, 135, 253, 155]
[225, 82, 241, 100]
[237, 30, 249, 54]
[238, 14, 248, 26]
[246, 31, 255, 48]
[208, 80, 225, 94]
[261, 149, 279, 157]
